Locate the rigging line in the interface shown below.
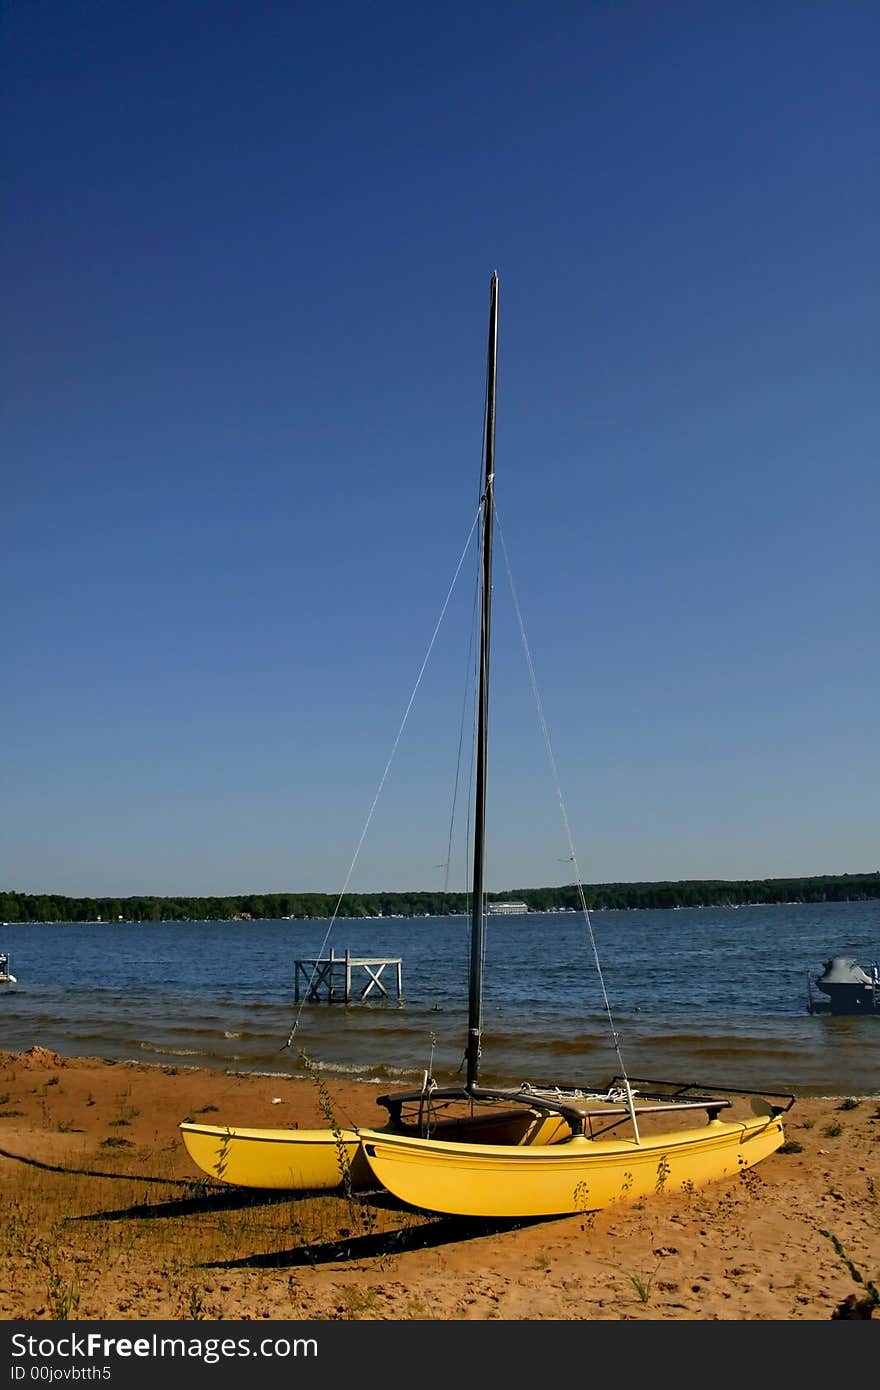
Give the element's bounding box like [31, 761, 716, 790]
[442, 555, 481, 893]
[453, 592, 479, 1081]
[440, 351, 490, 897]
[284, 503, 483, 1051]
[494, 507, 640, 1139]
[452, 518, 483, 1076]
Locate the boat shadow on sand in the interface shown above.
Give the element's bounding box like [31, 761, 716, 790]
[205, 1207, 555, 1271]
[0, 1139, 554, 1257]
[66, 1177, 555, 1264]
[70, 1186, 296, 1221]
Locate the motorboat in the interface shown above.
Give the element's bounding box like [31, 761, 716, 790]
[807, 956, 879, 1015]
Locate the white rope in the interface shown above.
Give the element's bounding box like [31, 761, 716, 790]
[441, 572, 480, 894]
[285, 503, 483, 1050]
[495, 508, 640, 1142]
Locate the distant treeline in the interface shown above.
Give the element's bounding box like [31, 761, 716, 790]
[2, 873, 878, 923]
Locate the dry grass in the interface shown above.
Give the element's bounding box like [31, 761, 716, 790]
[0, 1050, 436, 1320]
[0, 1140, 430, 1319]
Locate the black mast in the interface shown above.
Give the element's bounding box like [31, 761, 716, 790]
[465, 272, 498, 1093]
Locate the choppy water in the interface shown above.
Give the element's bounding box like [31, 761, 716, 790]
[1, 899, 878, 1096]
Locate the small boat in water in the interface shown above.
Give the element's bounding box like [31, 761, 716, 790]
[0, 953, 16, 986]
[807, 956, 879, 1015]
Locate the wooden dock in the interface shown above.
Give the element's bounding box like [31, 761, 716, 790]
[294, 948, 403, 1004]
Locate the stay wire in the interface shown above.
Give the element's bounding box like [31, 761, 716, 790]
[442, 572, 480, 894]
[284, 503, 483, 1053]
[494, 508, 638, 1134]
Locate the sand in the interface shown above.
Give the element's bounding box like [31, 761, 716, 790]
[0, 1046, 877, 1322]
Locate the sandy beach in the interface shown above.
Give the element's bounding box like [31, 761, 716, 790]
[0, 1046, 877, 1322]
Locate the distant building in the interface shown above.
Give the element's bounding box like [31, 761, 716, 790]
[487, 900, 528, 914]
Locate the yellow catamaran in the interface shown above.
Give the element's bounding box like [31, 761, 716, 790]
[181, 273, 793, 1213]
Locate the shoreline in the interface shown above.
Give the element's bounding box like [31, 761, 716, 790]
[1, 1045, 878, 1320]
[3, 893, 879, 926]
[11, 1046, 880, 1102]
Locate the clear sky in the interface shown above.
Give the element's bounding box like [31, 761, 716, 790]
[3, 1, 878, 897]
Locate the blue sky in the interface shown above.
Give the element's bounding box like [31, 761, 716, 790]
[3, 1, 877, 897]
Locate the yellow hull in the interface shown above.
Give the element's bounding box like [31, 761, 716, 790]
[179, 1122, 372, 1191]
[178, 1107, 566, 1192]
[358, 1112, 787, 1218]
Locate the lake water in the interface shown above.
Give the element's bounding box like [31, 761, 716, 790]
[1, 899, 878, 1097]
